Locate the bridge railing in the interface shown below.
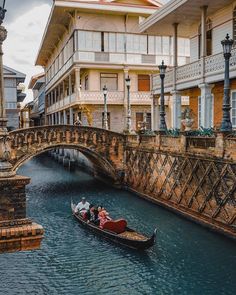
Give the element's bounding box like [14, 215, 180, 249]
[126, 132, 236, 160]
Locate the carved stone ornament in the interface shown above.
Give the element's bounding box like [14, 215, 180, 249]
[0, 25, 7, 43]
[0, 132, 11, 161]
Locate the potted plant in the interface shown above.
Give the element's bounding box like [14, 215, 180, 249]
[181, 107, 194, 131]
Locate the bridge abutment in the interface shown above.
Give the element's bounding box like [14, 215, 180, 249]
[0, 175, 44, 253]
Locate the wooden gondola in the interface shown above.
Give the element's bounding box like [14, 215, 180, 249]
[71, 200, 157, 250]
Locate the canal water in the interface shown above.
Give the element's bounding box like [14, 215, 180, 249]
[0, 154, 235, 295]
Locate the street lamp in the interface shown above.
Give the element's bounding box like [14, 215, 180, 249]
[0, 0, 7, 131]
[125, 76, 131, 133]
[103, 85, 108, 130]
[158, 60, 167, 131]
[220, 34, 234, 132]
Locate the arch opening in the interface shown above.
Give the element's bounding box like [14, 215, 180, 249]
[12, 144, 120, 184]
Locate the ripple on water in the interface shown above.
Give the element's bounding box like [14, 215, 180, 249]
[0, 155, 235, 295]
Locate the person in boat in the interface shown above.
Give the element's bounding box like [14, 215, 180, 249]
[90, 206, 99, 225]
[98, 206, 112, 229]
[75, 197, 90, 216]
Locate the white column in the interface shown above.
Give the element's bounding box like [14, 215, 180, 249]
[63, 110, 67, 125]
[199, 83, 213, 128]
[151, 95, 159, 131]
[171, 91, 182, 129]
[58, 112, 61, 125]
[69, 107, 73, 125]
[75, 67, 81, 101]
[51, 114, 55, 125]
[201, 6, 207, 81]
[171, 23, 182, 129]
[69, 74, 72, 104]
[201, 6, 207, 58]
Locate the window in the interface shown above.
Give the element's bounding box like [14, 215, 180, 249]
[198, 95, 214, 127]
[138, 75, 150, 91]
[100, 73, 118, 91]
[102, 112, 110, 129]
[231, 92, 236, 127]
[85, 75, 89, 90]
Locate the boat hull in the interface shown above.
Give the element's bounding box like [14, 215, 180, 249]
[71, 202, 156, 250]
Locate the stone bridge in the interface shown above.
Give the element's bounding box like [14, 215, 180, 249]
[0, 126, 236, 253]
[0, 125, 125, 253]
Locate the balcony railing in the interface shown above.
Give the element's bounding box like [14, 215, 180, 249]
[153, 48, 236, 92]
[46, 91, 151, 113]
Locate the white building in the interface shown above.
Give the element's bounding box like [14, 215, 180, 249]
[4, 65, 26, 130]
[35, 0, 190, 132]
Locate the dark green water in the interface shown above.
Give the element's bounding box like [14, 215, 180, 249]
[0, 154, 235, 295]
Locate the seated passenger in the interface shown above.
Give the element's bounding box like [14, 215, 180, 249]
[98, 207, 111, 229]
[90, 206, 99, 225]
[75, 197, 90, 216]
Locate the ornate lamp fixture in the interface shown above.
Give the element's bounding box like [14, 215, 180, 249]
[158, 60, 167, 131]
[220, 34, 234, 132]
[103, 85, 108, 130]
[125, 76, 131, 133]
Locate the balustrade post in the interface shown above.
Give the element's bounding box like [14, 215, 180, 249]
[180, 133, 187, 153]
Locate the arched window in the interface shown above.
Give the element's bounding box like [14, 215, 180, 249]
[206, 19, 212, 56]
[233, 7, 236, 43]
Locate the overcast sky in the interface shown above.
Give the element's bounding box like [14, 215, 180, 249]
[3, 0, 168, 102]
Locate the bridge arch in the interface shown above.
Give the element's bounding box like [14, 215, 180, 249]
[9, 125, 126, 183]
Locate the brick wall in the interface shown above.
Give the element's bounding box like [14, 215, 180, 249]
[0, 176, 30, 222]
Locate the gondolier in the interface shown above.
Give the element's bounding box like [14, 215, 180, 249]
[75, 197, 90, 214]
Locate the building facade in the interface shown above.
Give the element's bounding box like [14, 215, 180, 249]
[28, 73, 46, 126]
[4, 65, 26, 130]
[36, 0, 190, 132]
[141, 0, 236, 130]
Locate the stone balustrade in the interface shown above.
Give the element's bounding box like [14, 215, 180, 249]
[153, 48, 236, 93]
[46, 91, 152, 113]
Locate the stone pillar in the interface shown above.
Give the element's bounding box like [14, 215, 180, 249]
[51, 113, 55, 125]
[199, 83, 213, 128]
[63, 109, 67, 125]
[151, 94, 159, 131]
[75, 67, 81, 101]
[58, 111, 61, 125]
[200, 6, 207, 80]
[69, 107, 73, 125]
[69, 74, 72, 104]
[0, 176, 44, 253]
[171, 90, 182, 129]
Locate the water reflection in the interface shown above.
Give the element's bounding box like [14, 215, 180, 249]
[0, 154, 235, 295]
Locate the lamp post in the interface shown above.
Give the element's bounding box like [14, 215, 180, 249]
[220, 34, 234, 132]
[103, 85, 108, 130]
[158, 60, 167, 131]
[0, 0, 7, 131]
[125, 76, 131, 133]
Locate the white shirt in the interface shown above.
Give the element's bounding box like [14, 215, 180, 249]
[75, 201, 90, 214]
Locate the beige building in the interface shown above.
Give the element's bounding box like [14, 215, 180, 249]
[36, 0, 190, 132]
[141, 0, 236, 130]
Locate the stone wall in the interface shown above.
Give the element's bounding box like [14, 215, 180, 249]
[125, 134, 236, 239]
